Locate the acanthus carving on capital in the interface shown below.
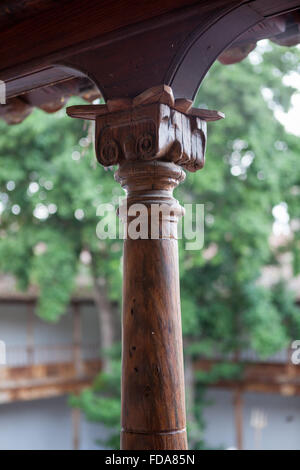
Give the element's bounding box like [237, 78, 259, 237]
[67, 85, 224, 172]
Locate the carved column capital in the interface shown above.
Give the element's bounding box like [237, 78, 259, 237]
[67, 84, 224, 172]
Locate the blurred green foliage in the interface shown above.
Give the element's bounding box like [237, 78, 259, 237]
[0, 41, 300, 449]
[0, 104, 123, 320]
[70, 344, 122, 449]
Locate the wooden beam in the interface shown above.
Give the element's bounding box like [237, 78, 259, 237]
[0, 1, 299, 101]
[0, 0, 199, 73]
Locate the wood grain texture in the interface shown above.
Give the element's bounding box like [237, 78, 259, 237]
[0, 0, 199, 71]
[95, 103, 207, 171]
[121, 238, 187, 449]
[118, 159, 187, 450]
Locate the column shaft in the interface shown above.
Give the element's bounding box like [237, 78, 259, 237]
[118, 160, 187, 450]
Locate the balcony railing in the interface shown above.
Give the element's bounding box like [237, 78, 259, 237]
[4, 343, 100, 368]
[4, 343, 291, 369]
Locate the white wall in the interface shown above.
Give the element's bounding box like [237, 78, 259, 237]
[0, 301, 99, 347]
[0, 396, 108, 450]
[0, 303, 28, 345]
[0, 301, 106, 450]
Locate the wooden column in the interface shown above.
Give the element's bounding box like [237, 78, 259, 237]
[117, 159, 187, 450]
[67, 85, 223, 450]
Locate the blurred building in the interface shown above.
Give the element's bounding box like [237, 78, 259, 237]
[0, 274, 104, 450]
[200, 255, 300, 450]
[1, 272, 300, 450]
[200, 349, 300, 450]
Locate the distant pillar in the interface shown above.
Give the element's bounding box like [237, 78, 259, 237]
[72, 303, 83, 375]
[26, 302, 34, 365]
[71, 406, 81, 450]
[234, 388, 243, 450]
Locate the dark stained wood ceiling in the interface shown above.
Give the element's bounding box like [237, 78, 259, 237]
[0, 1, 299, 125]
[0, 1, 70, 30]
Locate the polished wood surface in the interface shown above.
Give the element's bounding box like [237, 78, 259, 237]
[117, 158, 187, 450]
[68, 85, 216, 449]
[121, 237, 187, 450]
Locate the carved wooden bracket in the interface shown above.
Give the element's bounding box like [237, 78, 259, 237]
[67, 85, 224, 173]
